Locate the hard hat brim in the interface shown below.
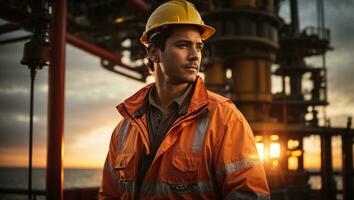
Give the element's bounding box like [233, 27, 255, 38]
[140, 23, 215, 46]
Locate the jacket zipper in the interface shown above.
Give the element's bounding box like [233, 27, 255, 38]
[122, 104, 150, 151]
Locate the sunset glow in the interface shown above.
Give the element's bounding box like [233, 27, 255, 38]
[256, 143, 265, 161]
[270, 143, 281, 158]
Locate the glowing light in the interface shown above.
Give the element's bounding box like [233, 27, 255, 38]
[288, 139, 300, 149]
[270, 143, 280, 158]
[114, 16, 134, 24]
[255, 135, 263, 143]
[270, 135, 279, 141]
[291, 150, 302, 157]
[272, 159, 279, 167]
[115, 17, 125, 23]
[256, 143, 265, 161]
[288, 156, 298, 170]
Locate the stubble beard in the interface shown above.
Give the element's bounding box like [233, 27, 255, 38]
[166, 69, 198, 85]
[166, 75, 196, 85]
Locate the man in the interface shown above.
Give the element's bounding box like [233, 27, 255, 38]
[99, 0, 269, 199]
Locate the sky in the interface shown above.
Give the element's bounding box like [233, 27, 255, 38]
[0, 0, 353, 169]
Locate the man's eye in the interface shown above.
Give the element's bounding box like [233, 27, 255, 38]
[177, 43, 188, 48]
[197, 45, 203, 51]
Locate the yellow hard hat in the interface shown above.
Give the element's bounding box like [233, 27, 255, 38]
[140, 0, 215, 46]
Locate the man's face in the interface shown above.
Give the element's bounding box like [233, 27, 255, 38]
[153, 26, 203, 84]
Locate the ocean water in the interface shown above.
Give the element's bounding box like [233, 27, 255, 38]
[0, 167, 102, 200]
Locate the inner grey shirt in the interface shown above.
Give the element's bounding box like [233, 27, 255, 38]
[136, 82, 194, 191]
[147, 83, 193, 153]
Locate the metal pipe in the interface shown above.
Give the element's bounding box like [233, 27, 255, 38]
[46, 0, 66, 199]
[297, 138, 304, 171]
[128, 0, 150, 12]
[290, 0, 300, 34]
[320, 134, 335, 200]
[317, 0, 325, 38]
[66, 33, 135, 71]
[342, 117, 353, 200]
[279, 135, 288, 170]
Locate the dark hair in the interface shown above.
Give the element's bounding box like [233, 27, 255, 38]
[146, 27, 174, 71]
[145, 25, 204, 71]
[148, 26, 174, 51]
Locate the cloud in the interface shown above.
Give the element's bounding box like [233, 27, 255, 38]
[286, 0, 354, 126]
[0, 111, 47, 148]
[0, 38, 145, 167]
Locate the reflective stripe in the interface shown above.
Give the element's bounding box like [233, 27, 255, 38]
[120, 181, 137, 193]
[216, 158, 261, 181]
[140, 181, 214, 195]
[118, 120, 131, 151]
[227, 191, 270, 200]
[192, 116, 210, 152]
[105, 157, 119, 182]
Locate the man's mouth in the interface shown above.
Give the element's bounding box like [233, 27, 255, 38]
[183, 64, 198, 71]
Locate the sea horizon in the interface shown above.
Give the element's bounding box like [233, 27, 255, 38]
[0, 167, 102, 189]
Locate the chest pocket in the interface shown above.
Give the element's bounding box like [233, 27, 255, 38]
[169, 152, 202, 183]
[114, 152, 136, 181]
[168, 115, 209, 183]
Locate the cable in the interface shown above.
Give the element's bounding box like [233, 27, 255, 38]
[28, 66, 37, 200]
[20, 0, 52, 199]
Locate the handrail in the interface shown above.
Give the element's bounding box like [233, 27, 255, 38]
[303, 26, 330, 41]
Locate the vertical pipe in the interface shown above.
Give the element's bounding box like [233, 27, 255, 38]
[289, 0, 299, 35]
[204, 62, 226, 93]
[297, 138, 304, 171]
[320, 134, 335, 200]
[28, 68, 37, 200]
[282, 75, 288, 123]
[290, 72, 302, 98]
[317, 0, 325, 38]
[342, 118, 353, 200]
[46, 0, 66, 199]
[279, 136, 288, 170]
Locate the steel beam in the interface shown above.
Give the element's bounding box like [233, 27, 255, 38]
[46, 0, 67, 199]
[66, 34, 130, 70]
[297, 137, 304, 171]
[342, 118, 353, 200]
[128, 0, 149, 12]
[320, 134, 335, 200]
[290, 0, 300, 35]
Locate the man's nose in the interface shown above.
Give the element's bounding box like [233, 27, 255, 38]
[188, 46, 200, 61]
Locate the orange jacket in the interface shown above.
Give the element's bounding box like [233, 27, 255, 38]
[99, 77, 269, 199]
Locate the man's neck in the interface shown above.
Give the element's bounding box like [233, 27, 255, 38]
[154, 79, 189, 111]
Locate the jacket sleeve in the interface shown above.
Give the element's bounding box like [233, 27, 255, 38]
[99, 121, 123, 200]
[212, 103, 270, 200]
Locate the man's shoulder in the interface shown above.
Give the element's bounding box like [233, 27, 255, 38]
[207, 90, 233, 107]
[206, 90, 236, 113]
[208, 90, 232, 103]
[206, 90, 245, 122]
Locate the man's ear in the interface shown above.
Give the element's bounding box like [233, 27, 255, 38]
[147, 44, 160, 63]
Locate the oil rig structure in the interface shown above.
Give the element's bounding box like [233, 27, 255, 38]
[0, 0, 353, 200]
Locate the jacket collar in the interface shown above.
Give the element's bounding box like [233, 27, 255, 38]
[116, 76, 209, 120]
